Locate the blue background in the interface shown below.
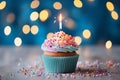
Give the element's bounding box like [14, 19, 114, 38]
[0, 0, 120, 46]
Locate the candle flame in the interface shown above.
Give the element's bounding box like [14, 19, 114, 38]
[59, 13, 62, 30]
[59, 13, 62, 22]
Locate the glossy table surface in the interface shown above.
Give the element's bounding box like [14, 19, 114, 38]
[0, 46, 120, 80]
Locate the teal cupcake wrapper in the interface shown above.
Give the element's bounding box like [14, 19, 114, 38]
[42, 54, 79, 73]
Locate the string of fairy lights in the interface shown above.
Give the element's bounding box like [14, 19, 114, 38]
[0, 0, 119, 49]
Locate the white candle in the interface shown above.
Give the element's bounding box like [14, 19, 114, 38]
[59, 13, 62, 30]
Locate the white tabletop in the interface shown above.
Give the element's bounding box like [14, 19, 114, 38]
[0, 46, 120, 80]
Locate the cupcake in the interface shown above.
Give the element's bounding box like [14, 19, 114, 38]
[41, 31, 79, 73]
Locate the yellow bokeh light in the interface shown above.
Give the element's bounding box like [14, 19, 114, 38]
[22, 25, 30, 34]
[30, 0, 40, 9]
[75, 36, 82, 45]
[39, 10, 49, 22]
[111, 11, 119, 20]
[64, 18, 75, 29]
[88, 0, 95, 2]
[6, 13, 15, 23]
[0, 1, 6, 10]
[106, 2, 114, 12]
[31, 25, 39, 35]
[30, 11, 39, 21]
[47, 32, 53, 39]
[83, 29, 91, 39]
[105, 40, 112, 49]
[53, 2, 62, 10]
[4, 26, 11, 36]
[14, 37, 22, 47]
[74, 0, 83, 8]
[74, 0, 80, 1]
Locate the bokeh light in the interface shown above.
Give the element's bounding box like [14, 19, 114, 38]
[53, 2, 62, 10]
[4, 26, 11, 36]
[75, 36, 82, 45]
[31, 25, 39, 35]
[73, 0, 83, 8]
[30, 11, 39, 21]
[64, 18, 75, 29]
[6, 13, 15, 23]
[14, 37, 22, 47]
[30, 0, 40, 9]
[22, 24, 30, 34]
[88, 0, 95, 2]
[83, 29, 91, 39]
[47, 32, 53, 39]
[105, 40, 112, 49]
[111, 11, 119, 20]
[0, 1, 6, 10]
[106, 2, 114, 12]
[39, 10, 49, 22]
[0, 0, 120, 46]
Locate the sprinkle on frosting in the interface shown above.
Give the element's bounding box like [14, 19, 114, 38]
[41, 31, 79, 52]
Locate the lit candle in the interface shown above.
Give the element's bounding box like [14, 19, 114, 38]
[59, 13, 62, 30]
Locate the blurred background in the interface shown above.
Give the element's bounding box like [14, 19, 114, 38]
[0, 0, 120, 48]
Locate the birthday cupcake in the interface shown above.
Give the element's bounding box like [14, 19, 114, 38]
[41, 31, 79, 73]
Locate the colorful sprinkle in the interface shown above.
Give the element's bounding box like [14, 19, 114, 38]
[14, 59, 120, 79]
